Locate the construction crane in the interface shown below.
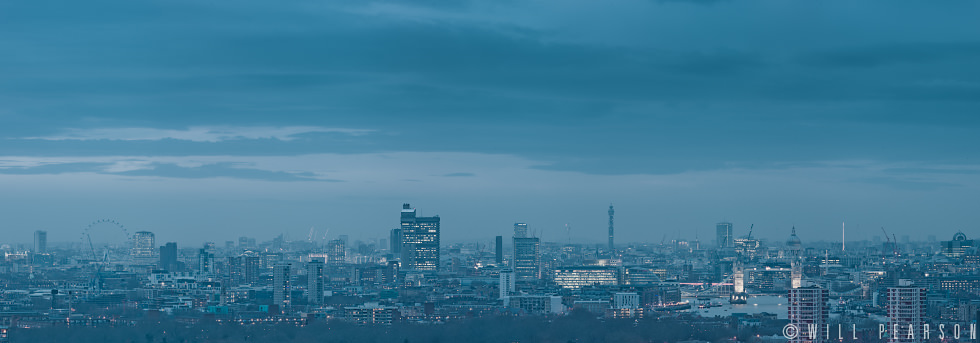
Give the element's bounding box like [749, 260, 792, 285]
[881, 227, 899, 256]
[746, 224, 754, 239]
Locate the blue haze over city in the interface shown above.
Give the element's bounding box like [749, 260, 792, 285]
[3, 1, 980, 343]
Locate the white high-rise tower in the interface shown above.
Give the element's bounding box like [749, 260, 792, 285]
[791, 260, 802, 289]
[499, 269, 516, 299]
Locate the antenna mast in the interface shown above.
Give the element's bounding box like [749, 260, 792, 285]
[565, 224, 571, 245]
[608, 204, 615, 252]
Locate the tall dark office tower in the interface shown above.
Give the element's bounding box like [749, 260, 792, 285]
[307, 258, 325, 305]
[33, 230, 46, 253]
[390, 228, 402, 254]
[716, 222, 733, 249]
[400, 203, 440, 272]
[383, 260, 400, 284]
[327, 239, 346, 265]
[159, 242, 178, 272]
[608, 205, 615, 252]
[495, 236, 503, 265]
[513, 223, 540, 280]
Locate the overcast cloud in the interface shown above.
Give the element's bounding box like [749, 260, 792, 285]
[1, 0, 978, 246]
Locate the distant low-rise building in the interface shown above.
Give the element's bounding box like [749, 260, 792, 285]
[607, 292, 643, 318]
[505, 295, 564, 315]
[942, 232, 974, 258]
[939, 276, 980, 296]
[344, 302, 398, 324]
[554, 266, 619, 289]
[572, 300, 610, 314]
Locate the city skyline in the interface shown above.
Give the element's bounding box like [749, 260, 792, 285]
[4, 211, 969, 249]
[4, 0, 980, 341]
[4, 173, 980, 343]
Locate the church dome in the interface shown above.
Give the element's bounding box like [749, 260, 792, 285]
[786, 227, 802, 248]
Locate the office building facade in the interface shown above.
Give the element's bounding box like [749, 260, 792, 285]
[553, 266, 620, 289]
[717, 222, 733, 249]
[513, 223, 540, 280]
[159, 242, 179, 272]
[942, 232, 974, 258]
[327, 239, 346, 265]
[33, 230, 46, 254]
[132, 231, 155, 258]
[389, 228, 402, 254]
[495, 235, 503, 265]
[400, 203, 440, 272]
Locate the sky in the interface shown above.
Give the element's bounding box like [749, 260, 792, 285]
[1, 0, 979, 247]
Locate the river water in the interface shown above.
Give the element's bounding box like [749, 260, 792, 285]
[683, 295, 788, 319]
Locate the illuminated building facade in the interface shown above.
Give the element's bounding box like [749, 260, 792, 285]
[886, 281, 926, 343]
[553, 266, 619, 289]
[513, 223, 540, 280]
[787, 285, 828, 343]
[400, 203, 440, 272]
[942, 232, 974, 258]
[307, 258, 324, 305]
[132, 231, 156, 258]
[273, 262, 291, 310]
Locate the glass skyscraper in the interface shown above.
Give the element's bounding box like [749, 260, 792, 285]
[513, 223, 540, 280]
[716, 222, 733, 249]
